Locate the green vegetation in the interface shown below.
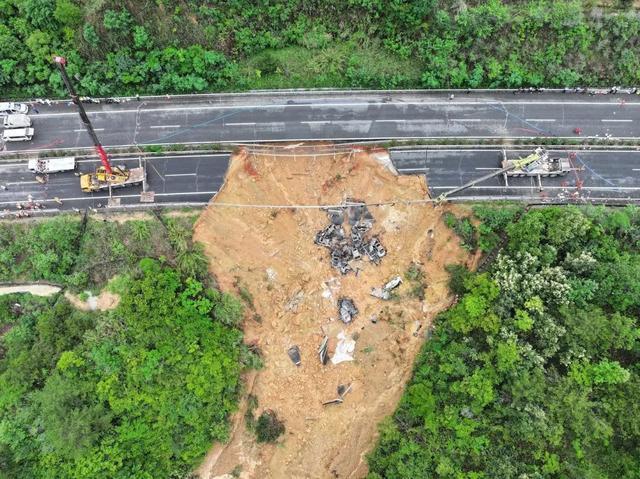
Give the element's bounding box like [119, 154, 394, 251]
[0, 212, 204, 289]
[0, 213, 254, 478]
[368, 206, 640, 478]
[404, 263, 427, 301]
[1, 1, 639, 98]
[254, 410, 286, 443]
[443, 211, 477, 252]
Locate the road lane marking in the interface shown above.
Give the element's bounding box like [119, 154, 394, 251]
[33, 100, 640, 118]
[475, 167, 501, 170]
[226, 122, 255, 126]
[6, 181, 40, 185]
[74, 128, 104, 132]
[397, 167, 430, 172]
[452, 119, 483, 122]
[601, 119, 633, 122]
[0, 190, 219, 206]
[301, 120, 331, 124]
[429, 185, 640, 190]
[525, 119, 556, 122]
[375, 119, 405, 123]
[165, 173, 197, 177]
[150, 125, 181, 128]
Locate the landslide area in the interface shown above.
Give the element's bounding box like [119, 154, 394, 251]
[194, 145, 473, 479]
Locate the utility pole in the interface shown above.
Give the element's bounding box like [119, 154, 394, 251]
[53, 55, 112, 175]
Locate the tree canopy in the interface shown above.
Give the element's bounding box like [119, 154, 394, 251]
[1, 1, 639, 97]
[368, 206, 640, 478]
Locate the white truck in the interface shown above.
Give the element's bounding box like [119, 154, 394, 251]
[3, 114, 32, 128]
[2, 127, 34, 142]
[28, 157, 76, 174]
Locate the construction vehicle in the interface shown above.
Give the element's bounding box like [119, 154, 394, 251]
[53, 56, 145, 193]
[435, 147, 548, 204]
[502, 153, 571, 178]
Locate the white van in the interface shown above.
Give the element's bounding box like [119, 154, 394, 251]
[3, 114, 32, 128]
[2, 128, 34, 142]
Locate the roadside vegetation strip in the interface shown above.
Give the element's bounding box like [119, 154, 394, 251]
[368, 205, 640, 478]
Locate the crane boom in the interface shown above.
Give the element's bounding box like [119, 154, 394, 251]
[53, 56, 112, 174]
[435, 148, 547, 203]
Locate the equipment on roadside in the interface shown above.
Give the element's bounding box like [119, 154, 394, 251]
[434, 148, 549, 204]
[28, 157, 76, 174]
[53, 56, 145, 194]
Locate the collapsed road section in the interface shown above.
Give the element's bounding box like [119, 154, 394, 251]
[193, 144, 476, 479]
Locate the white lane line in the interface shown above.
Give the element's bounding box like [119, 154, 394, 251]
[74, 128, 104, 132]
[6, 181, 40, 185]
[430, 185, 640, 190]
[525, 119, 556, 122]
[301, 120, 331, 124]
[0, 190, 219, 206]
[165, 173, 197, 177]
[150, 125, 181, 129]
[397, 167, 430, 172]
[632, 169, 640, 171]
[75, 153, 230, 164]
[601, 119, 633, 122]
[452, 119, 483, 122]
[33, 100, 640, 118]
[475, 167, 500, 170]
[376, 119, 405, 123]
[226, 122, 255, 126]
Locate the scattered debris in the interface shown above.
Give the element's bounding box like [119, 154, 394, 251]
[331, 331, 356, 365]
[285, 290, 304, 313]
[322, 383, 353, 406]
[370, 275, 403, 300]
[314, 200, 386, 275]
[318, 336, 329, 365]
[287, 345, 301, 366]
[370, 314, 378, 324]
[338, 298, 358, 324]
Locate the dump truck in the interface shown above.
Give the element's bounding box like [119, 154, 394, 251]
[502, 154, 571, 177]
[80, 165, 145, 192]
[28, 157, 76, 174]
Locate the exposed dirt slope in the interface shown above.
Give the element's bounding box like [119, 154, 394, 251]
[194, 145, 472, 479]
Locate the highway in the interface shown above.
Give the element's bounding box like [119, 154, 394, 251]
[0, 154, 230, 214]
[1, 148, 639, 215]
[391, 148, 640, 201]
[1, 91, 639, 153]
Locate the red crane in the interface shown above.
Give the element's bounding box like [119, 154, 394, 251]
[53, 56, 112, 174]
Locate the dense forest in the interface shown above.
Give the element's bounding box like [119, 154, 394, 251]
[0, 0, 639, 98]
[368, 205, 640, 478]
[0, 213, 254, 478]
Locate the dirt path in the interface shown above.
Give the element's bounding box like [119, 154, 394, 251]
[0, 284, 61, 296]
[64, 290, 120, 311]
[194, 145, 472, 479]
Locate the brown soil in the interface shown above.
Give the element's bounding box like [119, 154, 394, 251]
[193, 145, 473, 479]
[65, 290, 120, 311]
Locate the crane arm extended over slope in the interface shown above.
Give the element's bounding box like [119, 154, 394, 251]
[435, 148, 548, 203]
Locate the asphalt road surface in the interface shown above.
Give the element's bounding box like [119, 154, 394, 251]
[1, 148, 638, 216]
[1, 91, 639, 153]
[391, 148, 640, 201]
[0, 153, 230, 214]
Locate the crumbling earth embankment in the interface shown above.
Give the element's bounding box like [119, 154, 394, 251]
[194, 144, 473, 479]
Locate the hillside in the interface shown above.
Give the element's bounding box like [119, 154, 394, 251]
[1, 1, 639, 98]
